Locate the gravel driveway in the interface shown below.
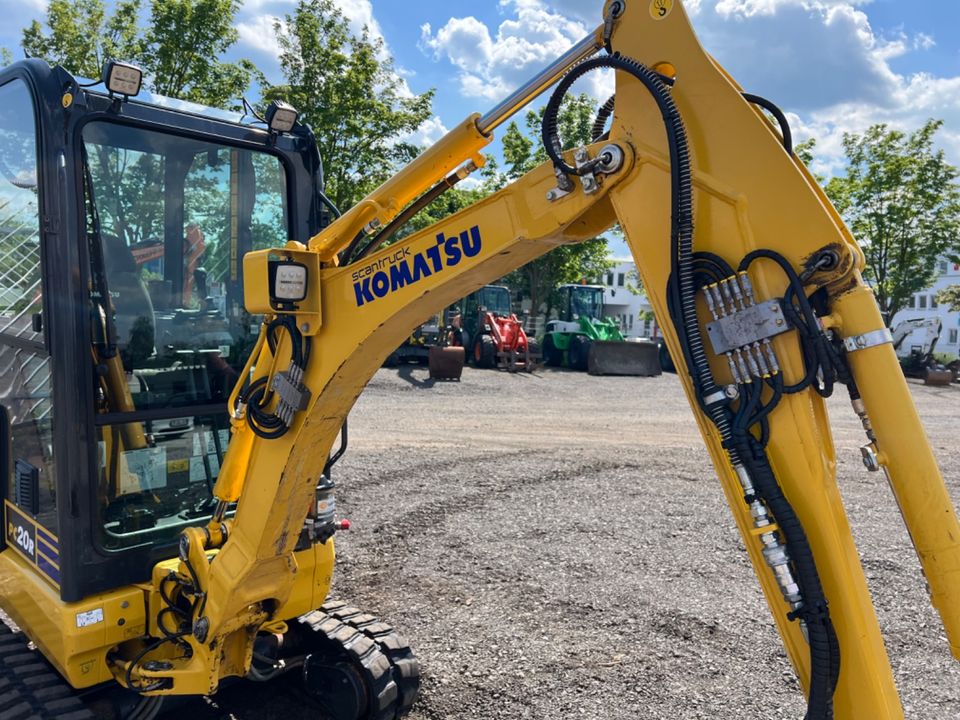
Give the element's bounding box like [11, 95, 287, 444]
[188, 366, 960, 719]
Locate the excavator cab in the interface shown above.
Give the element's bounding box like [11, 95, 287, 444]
[0, 59, 324, 605]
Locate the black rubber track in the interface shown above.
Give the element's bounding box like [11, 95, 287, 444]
[299, 601, 420, 720]
[0, 620, 94, 720]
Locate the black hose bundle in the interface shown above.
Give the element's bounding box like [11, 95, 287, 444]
[542, 54, 839, 718]
[240, 315, 311, 439]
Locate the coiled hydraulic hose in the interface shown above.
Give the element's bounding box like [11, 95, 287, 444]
[542, 55, 839, 718]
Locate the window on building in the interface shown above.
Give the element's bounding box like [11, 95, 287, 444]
[932, 296, 939, 309]
[606, 272, 613, 286]
[919, 295, 928, 309]
[908, 296, 916, 308]
[950, 329, 959, 345]
[617, 273, 625, 287]
[940, 261, 949, 273]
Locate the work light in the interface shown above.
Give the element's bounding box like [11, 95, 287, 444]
[266, 100, 299, 133]
[102, 61, 142, 97]
[270, 260, 309, 304]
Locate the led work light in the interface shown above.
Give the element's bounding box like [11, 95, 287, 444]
[102, 61, 143, 97]
[266, 100, 299, 133]
[269, 261, 309, 304]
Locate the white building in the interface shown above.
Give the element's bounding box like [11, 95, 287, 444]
[598, 258, 659, 339]
[890, 259, 960, 358]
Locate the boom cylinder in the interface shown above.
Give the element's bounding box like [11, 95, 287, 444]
[836, 285, 960, 658]
[477, 28, 604, 134]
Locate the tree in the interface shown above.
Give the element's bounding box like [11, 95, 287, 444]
[824, 120, 960, 323]
[493, 93, 613, 314]
[936, 284, 960, 312]
[263, 0, 434, 212]
[21, 0, 142, 81]
[21, 0, 254, 110]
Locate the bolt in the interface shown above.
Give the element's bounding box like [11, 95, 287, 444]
[194, 616, 210, 643]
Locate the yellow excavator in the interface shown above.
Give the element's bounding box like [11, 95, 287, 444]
[1, 1, 958, 718]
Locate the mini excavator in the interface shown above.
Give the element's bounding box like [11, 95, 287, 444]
[1, 1, 959, 718]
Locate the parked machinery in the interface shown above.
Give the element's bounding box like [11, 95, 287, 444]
[427, 307, 466, 380]
[384, 314, 443, 366]
[541, 284, 660, 375]
[461, 285, 539, 371]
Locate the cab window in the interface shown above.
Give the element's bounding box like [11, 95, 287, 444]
[82, 120, 287, 548]
[0, 78, 58, 538]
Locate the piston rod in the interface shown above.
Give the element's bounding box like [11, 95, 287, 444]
[477, 28, 604, 135]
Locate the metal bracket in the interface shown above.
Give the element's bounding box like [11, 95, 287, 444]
[860, 444, 881, 472]
[546, 166, 574, 202]
[842, 328, 893, 353]
[547, 144, 625, 201]
[574, 147, 600, 195]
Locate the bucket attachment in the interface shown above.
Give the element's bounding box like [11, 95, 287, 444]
[924, 368, 953, 386]
[587, 340, 661, 377]
[428, 346, 465, 380]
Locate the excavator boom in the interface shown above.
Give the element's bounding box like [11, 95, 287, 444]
[197, 2, 959, 716]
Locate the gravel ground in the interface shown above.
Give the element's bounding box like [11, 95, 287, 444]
[6, 365, 959, 718]
[188, 365, 960, 720]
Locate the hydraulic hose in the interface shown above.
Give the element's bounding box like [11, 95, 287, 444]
[592, 95, 616, 142]
[542, 54, 838, 718]
[742, 93, 793, 155]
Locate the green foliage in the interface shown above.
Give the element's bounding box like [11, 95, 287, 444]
[22, 0, 142, 80]
[793, 137, 825, 184]
[263, 0, 434, 211]
[794, 138, 817, 166]
[824, 120, 960, 323]
[493, 93, 613, 313]
[936, 284, 960, 312]
[1, 48, 13, 67]
[21, 0, 253, 109]
[141, 0, 257, 108]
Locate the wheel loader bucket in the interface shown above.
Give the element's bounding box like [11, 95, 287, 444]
[428, 346, 465, 380]
[923, 368, 953, 387]
[587, 340, 662, 377]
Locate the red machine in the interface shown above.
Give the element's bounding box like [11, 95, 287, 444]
[466, 286, 540, 372]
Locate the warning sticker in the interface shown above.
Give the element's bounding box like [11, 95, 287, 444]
[76, 608, 104, 628]
[650, 0, 674, 20]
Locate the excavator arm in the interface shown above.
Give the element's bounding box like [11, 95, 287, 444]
[119, 2, 960, 717]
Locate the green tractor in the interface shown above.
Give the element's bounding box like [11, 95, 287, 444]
[541, 284, 660, 376]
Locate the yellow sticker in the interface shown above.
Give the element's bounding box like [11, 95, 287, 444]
[650, 0, 674, 20]
[167, 458, 189, 474]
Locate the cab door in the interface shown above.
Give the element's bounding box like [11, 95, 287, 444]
[0, 75, 61, 588]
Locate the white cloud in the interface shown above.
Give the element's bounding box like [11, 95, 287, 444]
[417, 0, 958, 174]
[401, 115, 450, 147]
[420, 1, 610, 103]
[236, 15, 283, 57]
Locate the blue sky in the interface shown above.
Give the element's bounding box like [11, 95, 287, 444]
[3, 0, 959, 180]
